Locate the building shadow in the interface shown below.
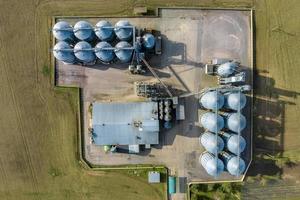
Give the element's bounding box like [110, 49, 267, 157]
[247, 72, 299, 177]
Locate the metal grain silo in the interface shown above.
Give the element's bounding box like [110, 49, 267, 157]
[143, 33, 155, 49]
[200, 112, 224, 133]
[200, 152, 224, 177]
[53, 41, 75, 64]
[199, 91, 224, 110]
[114, 41, 133, 63]
[220, 151, 246, 176]
[52, 21, 74, 41]
[94, 41, 115, 63]
[74, 41, 95, 64]
[114, 20, 133, 41]
[200, 132, 224, 154]
[94, 20, 114, 41]
[217, 61, 238, 77]
[73, 21, 94, 41]
[219, 132, 246, 155]
[224, 92, 247, 111]
[223, 113, 246, 133]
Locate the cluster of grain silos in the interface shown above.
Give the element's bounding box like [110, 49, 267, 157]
[52, 20, 156, 65]
[199, 89, 248, 176]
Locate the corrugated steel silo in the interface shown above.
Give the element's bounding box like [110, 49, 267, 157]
[53, 21, 74, 41]
[219, 132, 246, 155]
[114, 41, 133, 63]
[94, 41, 115, 63]
[143, 33, 155, 49]
[53, 41, 75, 64]
[200, 112, 224, 133]
[220, 151, 246, 176]
[200, 152, 224, 177]
[223, 113, 246, 133]
[200, 132, 224, 154]
[224, 92, 247, 111]
[114, 20, 133, 41]
[94, 20, 114, 41]
[74, 41, 95, 63]
[217, 62, 238, 77]
[73, 21, 94, 41]
[199, 91, 224, 110]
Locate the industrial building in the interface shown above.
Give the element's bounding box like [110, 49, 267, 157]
[91, 102, 159, 153]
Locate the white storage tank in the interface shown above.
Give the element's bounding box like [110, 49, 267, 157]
[217, 61, 238, 77]
[199, 91, 224, 110]
[94, 41, 115, 63]
[224, 91, 247, 111]
[223, 113, 246, 133]
[200, 132, 224, 154]
[200, 112, 224, 133]
[200, 152, 224, 177]
[219, 132, 246, 155]
[53, 41, 76, 64]
[73, 21, 94, 41]
[220, 151, 246, 176]
[74, 41, 95, 64]
[114, 41, 133, 63]
[52, 21, 74, 41]
[94, 20, 114, 41]
[114, 20, 133, 41]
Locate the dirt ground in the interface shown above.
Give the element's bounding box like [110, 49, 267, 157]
[0, 0, 299, 200]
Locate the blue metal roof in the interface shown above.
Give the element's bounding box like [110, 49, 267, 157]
[148, 172, 160, 183]
[95, 20, 114, 41]
[92, 102, 159, 145]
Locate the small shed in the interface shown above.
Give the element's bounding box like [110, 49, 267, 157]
[134, 6, 147, 15]
[148, 171, 160, 183]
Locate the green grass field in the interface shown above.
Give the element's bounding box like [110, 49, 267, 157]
[0, 0, 299, 200]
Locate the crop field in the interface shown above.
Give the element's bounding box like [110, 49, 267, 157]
[0, 0, 299, 200]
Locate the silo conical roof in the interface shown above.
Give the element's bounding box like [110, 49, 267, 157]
[217, 62, 237, 77]
[74, 41, 95, 63]
[227, 134, 246, 155]
[225, 113, 246, 133]
[114, 20, 133, 41]
[200, 112, 224, 133]
[95, 20, 114, 41]
[95, 41, 115, 63]
[114, 41, 133, 63]
[200, 132, 224, 154]
[224, 92, 247, 111]
[74, 21, 94, 41]
[200, 152, 224, 177]
[53, 21, 73, 41]
[143, 33, 155, 49]
[200, 91, 224, 110]
[226, 156, 246, 176]
[53, 41, 75, 64]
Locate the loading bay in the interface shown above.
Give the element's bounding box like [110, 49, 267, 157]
[54, 8, 253, 187]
